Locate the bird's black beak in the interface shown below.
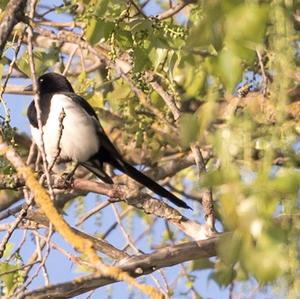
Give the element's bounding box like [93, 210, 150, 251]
[24, 84, 33, 92]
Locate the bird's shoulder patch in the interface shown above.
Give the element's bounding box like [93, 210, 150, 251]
[27, 94, 52, 128]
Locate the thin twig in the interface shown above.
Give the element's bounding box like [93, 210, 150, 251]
[0, 204, 23, 221]
[102, 206, 133, 239]
[111, 203, 141, 254]
[191, 144, 216, 233]
[35, 150, 41, 172]
[35, 231, 87, 267]
[79, 46, 86, 73]
[48, 108, 66, 172]
[141, 0, 151, 9]
[0, 198, 34, 258]
[0, 261, 40, 277]
[15, 226, 53, 295]
[166, 183, 202, 203]
[122, 222, 154, 253]
[157, 0, 196, 20]
[38, 3, 64, 18]
[128, 0, 148, 19]
[165, 221, 200, 298]
[0, 28, 26, 120]
[62, 45, 79, 76]
[256, 47, 268, 96]
[149, 77, 181, 120]
[22, 238, 47, 285]
[76, 200, 111, 226]
[26, 142, 37, 165]
[36, 20, 84, 28]
[190, 144, 207, 175]
[8, 229, 28, 262]
[34, 234, 45, 281]
[27, 0, 56, 200]
[84, 290, 96, 299]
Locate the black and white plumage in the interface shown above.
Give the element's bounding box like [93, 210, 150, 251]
[27, 72, 191, 209]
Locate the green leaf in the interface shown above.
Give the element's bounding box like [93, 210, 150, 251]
[167, 50, 178, 82]
[179, 113, 200, 148]
[191, 258, 214, 271]
[225, 4, 268, 60]
[133, 47, 152, 72]
[210, 264, 236, 286]
[150, 91, 165, 110]
[0, 262, 18, 294]
[0, 0, 9, 10]
[242, 243, 288, 283]
[86, 18, 115, 44]
[149, 47, 168, 71]
[218, 232, 241, 266]
[269, 170, 300, 195]
[2, 242, 13, 258]
[185, 68, 206, 97]
[17, 49, 59, 77]
[88, 91, 104, 109]
[129, 18, 153, 35]
[217, 47, 242, 92]
[0, 251, 24, 297]
[116, 29, 133, 50]
[106, 83, 131, 110]
[186, 2, 225, 51]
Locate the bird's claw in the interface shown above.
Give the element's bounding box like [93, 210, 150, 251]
[60, 172, 75, 188]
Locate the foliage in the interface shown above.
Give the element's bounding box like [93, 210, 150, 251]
[0, 243, 24, 297]
[0, 0, 299, 298]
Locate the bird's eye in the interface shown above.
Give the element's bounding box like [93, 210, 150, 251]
[39, 78, 44, 83]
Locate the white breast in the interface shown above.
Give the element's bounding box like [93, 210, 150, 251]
[31, 94, 100, 165]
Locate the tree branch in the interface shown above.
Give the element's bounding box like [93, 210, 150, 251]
[22, 235, 220, 299]
[0, 134, 163, 298]
[23, 210, 128, 260]
[0, 0, 28, 57]
[157, 0, 197, 20]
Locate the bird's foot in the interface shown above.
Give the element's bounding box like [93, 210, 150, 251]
[60, 163, 79, 188]
[59, 172, 75, 188]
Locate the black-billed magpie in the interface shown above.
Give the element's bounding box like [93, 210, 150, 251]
[27, 72, 191, 209]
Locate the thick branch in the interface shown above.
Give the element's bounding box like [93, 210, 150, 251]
[52, 177, 211, 239]
[0, 0, 28, 57]
[23, 235, 220, 299]
[1, 85, 33, 95]
[0, 170, 212, 239]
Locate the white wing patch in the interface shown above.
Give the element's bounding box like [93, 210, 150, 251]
[31, 94, 100, 164]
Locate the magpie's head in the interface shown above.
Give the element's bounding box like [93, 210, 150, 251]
[38, 72, 74, 94]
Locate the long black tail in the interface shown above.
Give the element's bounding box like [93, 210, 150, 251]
[107, 156, 191, 210]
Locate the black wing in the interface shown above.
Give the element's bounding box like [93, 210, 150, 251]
[63, 92, 191, 209]
[27, 94, 52, 128]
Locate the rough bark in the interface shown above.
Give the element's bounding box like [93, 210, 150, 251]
[0, 0, 28, 57]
